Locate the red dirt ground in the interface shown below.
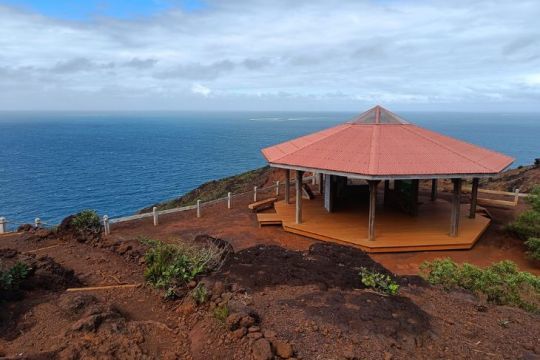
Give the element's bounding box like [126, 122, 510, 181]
[1, 220, 539, 359]
[1, 172, 538, 359]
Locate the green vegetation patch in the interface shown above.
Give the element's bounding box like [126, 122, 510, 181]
[420, 258, 540, 313]
[141, 238, 226, 294]
[1, 261, 31, 301]
[508, 186, 540, 260]
[213, 304, 229, 323]
[359, 267, 400, 296]
[72, 210, 102, 234]
[525, 238, 540, 261]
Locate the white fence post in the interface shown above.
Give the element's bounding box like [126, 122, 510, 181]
[227, 192, 232, 209]
[152, 207, 159, 226]
[254, 186, 258, 202]
[275, 181, 280, 196]
[103, 215, 110, 235]
[197, 200, 201, 218]
[34, 218, 41, 228]
[0, 217, 6, 234]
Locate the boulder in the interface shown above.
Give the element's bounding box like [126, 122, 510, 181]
[252, 338, 273, 360]
[272, 340, 294, 359]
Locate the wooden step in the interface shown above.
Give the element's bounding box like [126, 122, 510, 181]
[257, 213, 283, 226]
[248, 197, 277, 212]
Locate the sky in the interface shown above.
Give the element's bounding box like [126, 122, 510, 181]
[0, 0, 539, 111]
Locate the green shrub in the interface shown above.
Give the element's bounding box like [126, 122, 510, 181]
[191, 283, 209, 305]
[142, 238, 225, 291]
[72, 210, 102, 234]
[508, 186, 540, 240]
[507, 210, 540, 240]
[525, 238, 540, 261]
[213, 304, 229, 323]
[526, 186, 540, 212]
[359, 267, 400, 295]
[420, 258, 540, 313]
[1, 261, 31, 294]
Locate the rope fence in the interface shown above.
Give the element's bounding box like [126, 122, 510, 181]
[101, 175, 314, 234]
[5, 173, 521, 236]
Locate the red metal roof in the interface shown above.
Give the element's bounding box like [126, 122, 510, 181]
[261, 106, 514, 178]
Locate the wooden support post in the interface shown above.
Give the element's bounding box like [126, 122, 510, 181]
[196, 200, 201, 218]
[103, 215, 110, 235]
[368, 181, 379, 241]
[514, 189, 520, 206]
[0, 217, 6, 234]
[312, 172, 317, 185]
[450, 178, 462, 237]
[275, 181, 280, 196]
[411, 179, 420, 216]
[469, 178, 479, 219]
[227, 192, 232, 209]
[253, 186, 258, 202]
[383, 180, 390, 207]
[431, 179, 438, 201]
[296, 170, 304, 224]
[152, 207, 159, 226]
[285, 169, 291, 204]
[318, 173, 323, 194]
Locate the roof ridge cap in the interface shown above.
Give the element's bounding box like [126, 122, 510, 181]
[401, 125, 495, 172]
[368, 125, 380, 174]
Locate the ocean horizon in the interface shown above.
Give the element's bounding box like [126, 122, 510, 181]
[1, 110, 539, 227]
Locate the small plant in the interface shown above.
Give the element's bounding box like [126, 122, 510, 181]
[191, 283, 209, 305]
[213, 304, 229, 323]
[498, 319, 511, 328]
[359, 267, 400, 295]
[507, 186, 540, 240]
[142, 238, 227, 297]
[420, 258, 540, 313]
[525, 238, 540, 261]
[72, 210, 102, 234]
[1, 261, 31, 301]
[164, 287, 179, 300]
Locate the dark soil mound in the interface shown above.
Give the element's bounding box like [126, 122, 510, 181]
[219, 242, 397, 291]
[1, 249, 80, 297]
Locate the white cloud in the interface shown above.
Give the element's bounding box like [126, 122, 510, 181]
[0, 1, 539, 110]
[523, 74, 540, 86]
[191, 83, 211, 97]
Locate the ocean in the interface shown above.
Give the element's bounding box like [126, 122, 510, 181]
[0, 111, 538, 226]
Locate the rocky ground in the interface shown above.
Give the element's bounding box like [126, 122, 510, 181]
[1, 223, 539, 359]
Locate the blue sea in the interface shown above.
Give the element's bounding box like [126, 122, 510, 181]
[0, 111, 538, 226]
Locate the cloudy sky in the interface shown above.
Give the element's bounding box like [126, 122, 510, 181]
[0, 0, 539, 111]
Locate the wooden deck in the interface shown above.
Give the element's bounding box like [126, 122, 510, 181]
[272, 197, 491, 253]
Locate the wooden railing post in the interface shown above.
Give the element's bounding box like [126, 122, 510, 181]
[275, 181, 280, 196]
[514, 188, 520, 206]
[0, 217, 6, 234]
[227, 192, 232, 209]
[103, 215, 110, 235]
[197, 200, 201, 218]
[253, 186, 258, 202]
[152, 207, 159, 226]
